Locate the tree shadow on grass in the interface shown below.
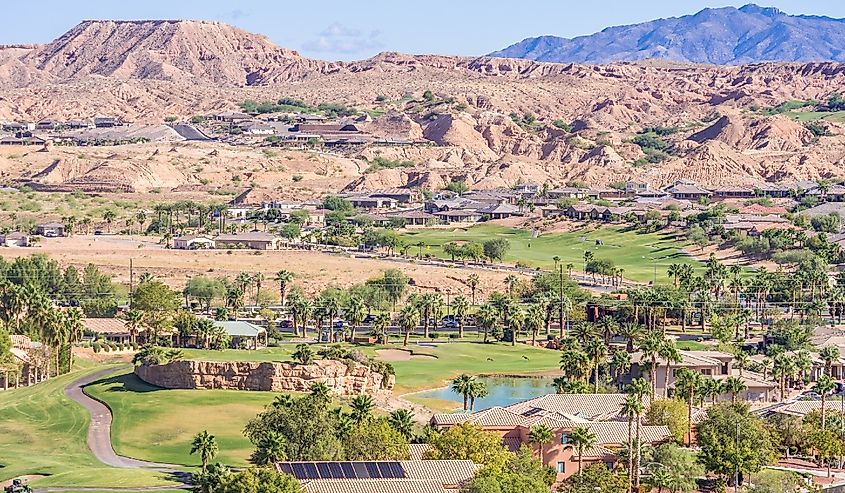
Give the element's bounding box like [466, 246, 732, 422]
[89, 371, 166, 393]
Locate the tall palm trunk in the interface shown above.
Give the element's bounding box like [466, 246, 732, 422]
[627, 417, 634, 493]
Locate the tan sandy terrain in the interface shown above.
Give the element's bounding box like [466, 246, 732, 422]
[1, 20, 845, 193]
[0, 235, 518, 298]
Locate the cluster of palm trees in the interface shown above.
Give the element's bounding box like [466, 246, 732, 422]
[450, 374, 489, 412]
[0, 281, 84, 383]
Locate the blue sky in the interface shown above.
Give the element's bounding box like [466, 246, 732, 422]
[2, 1, 844, 60]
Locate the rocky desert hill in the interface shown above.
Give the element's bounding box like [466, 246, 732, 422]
[2, 19, 845, 192]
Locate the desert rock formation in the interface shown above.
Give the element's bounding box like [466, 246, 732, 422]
[134, 359, 393, 395]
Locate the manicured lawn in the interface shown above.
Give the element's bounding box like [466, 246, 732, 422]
[85, 371, 281, 467]
[399, 224, 701, 283]
[0, 366, 179, 489]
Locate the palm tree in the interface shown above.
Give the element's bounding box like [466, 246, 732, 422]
[252, 273, 265, 305]
[701, 378, 723, 405]
[467, 274, 479, 305]
[560, 348, 590, 383]
[103, 210, 116, 233]
[63, 308, 84, 371]
[504, 274, 519, 297]
[659, 339, 682, 399]
[373, 313, 391, 344]
[273, 270, 295, 306]
[292, 343, 314, 364]
[507, 304, 524, 346]
[528, 425, 554, 464]
[569, 426, 597, 475]
[250, 431, 287, 465]
[674, 368, 703, 446]
[124, 309, 144, 345]
[451, 374, 475, 412]
[476, 303, 500, 343]
[468, 380, 488, 411]
[618, 323, 641, 352]
[584, 337, 607, 393]
[638, 332, 664, 397]
[734, 352, 750, 377]
[628, 377, 652, 489]
[309, 382, 331, 401]
[647, 469, 673, 493]
[398, 304, 420, 347]
[350, 394, 375, 424]
[621, 394, 643, 493]
[820, 346, 840, 377]
[773, 353, 797, 401]
[610, 351, 632, 389]
[722, 376, 746, 405]
[525, 303, 545, 346]
[344, 295, 366, 342]
[388, 409, 415, 440]
[815, 375, 836, 430]
[452, 296, 470, 339]
[190, 430, 218, 472]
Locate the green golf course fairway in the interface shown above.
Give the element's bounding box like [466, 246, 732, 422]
[85, 371, 280, 467]
[86, 342, 562, 465]
[399, 224, 701, 283]
[0, 366, 180, 489]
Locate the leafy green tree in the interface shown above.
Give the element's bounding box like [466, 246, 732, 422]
[321, 196, 353, 212]
[190, 430, 219, 472]
[559, 463, 629, 493]
[650, 443, 704, 493]
[349, 394, 375, 424]
[645, 399, 689, 444]
[343, 418, 410, 460]
[463, 446, 554, 493]
[216, 467, 301, 493]
[697, 403, 775, 486]
[424, 423, 511, 468]
[483, 239, 510, 263]
[747, 469, 804, 493]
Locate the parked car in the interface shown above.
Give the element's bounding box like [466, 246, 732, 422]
[278, 319, 293, 329]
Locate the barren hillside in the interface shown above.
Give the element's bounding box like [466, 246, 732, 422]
[2, 20, 845, 190]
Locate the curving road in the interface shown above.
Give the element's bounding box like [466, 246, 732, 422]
[64, 367, 181, 470]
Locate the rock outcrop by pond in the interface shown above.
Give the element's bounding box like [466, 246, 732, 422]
[134, 359, 394, 395]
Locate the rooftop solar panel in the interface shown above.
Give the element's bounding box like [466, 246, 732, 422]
[328, 462, 344, 478]
[352, 462, 370, 478]
[291, 463, 308, 479]
[340, 462, 356, 478]
[389, 462, 406, 478]
[278, 463, 294, 476]
[303, 463, 319, 479]
[316, 462, 332, 479]
[365, 462, 381, 478]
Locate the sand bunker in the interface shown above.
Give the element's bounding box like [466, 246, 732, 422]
[376, 349, 437, 361]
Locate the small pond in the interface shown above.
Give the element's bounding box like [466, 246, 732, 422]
[416, 377, 554, 411]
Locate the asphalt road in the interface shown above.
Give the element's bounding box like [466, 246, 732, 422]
[63, 368, 184, 471]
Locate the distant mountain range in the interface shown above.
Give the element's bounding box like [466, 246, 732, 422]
[490, 4, 845, 64]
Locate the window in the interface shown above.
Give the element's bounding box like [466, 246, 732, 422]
[701, 368, 713, 376]
[557, 462, 566, 474]
[560, 434, 569, 444]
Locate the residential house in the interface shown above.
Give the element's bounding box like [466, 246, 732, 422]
[387, 210, 436, 226]
[431, 393, 671, 481]
[625, 181, 651, 194]
[478, 203, 521, 220]
[82, 318, 133, 344]
[664, 182, 712, 201]
[433, 210, 483, 224]
[209, 112, 252, 123]
[0, 232, 29, 247]
[173, 235, 215, 250]
[35, 222, 65, 237]
[623, 350, 734, 390]
[345, 194, 399, 210]
[808, 184, 845, 202]
[711, 186, 755, 200]
[275, 460, 479, 492]
[565, 204, 599, 221]
[215, 232, 280, 250]
[213, 320, 268, 349]
[757, 183, 791, 198]
[547, 187, 591, 199]
[94, 117, 122, 128]
[239, 122, 275, 135]
[512, 183, 540, 197]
